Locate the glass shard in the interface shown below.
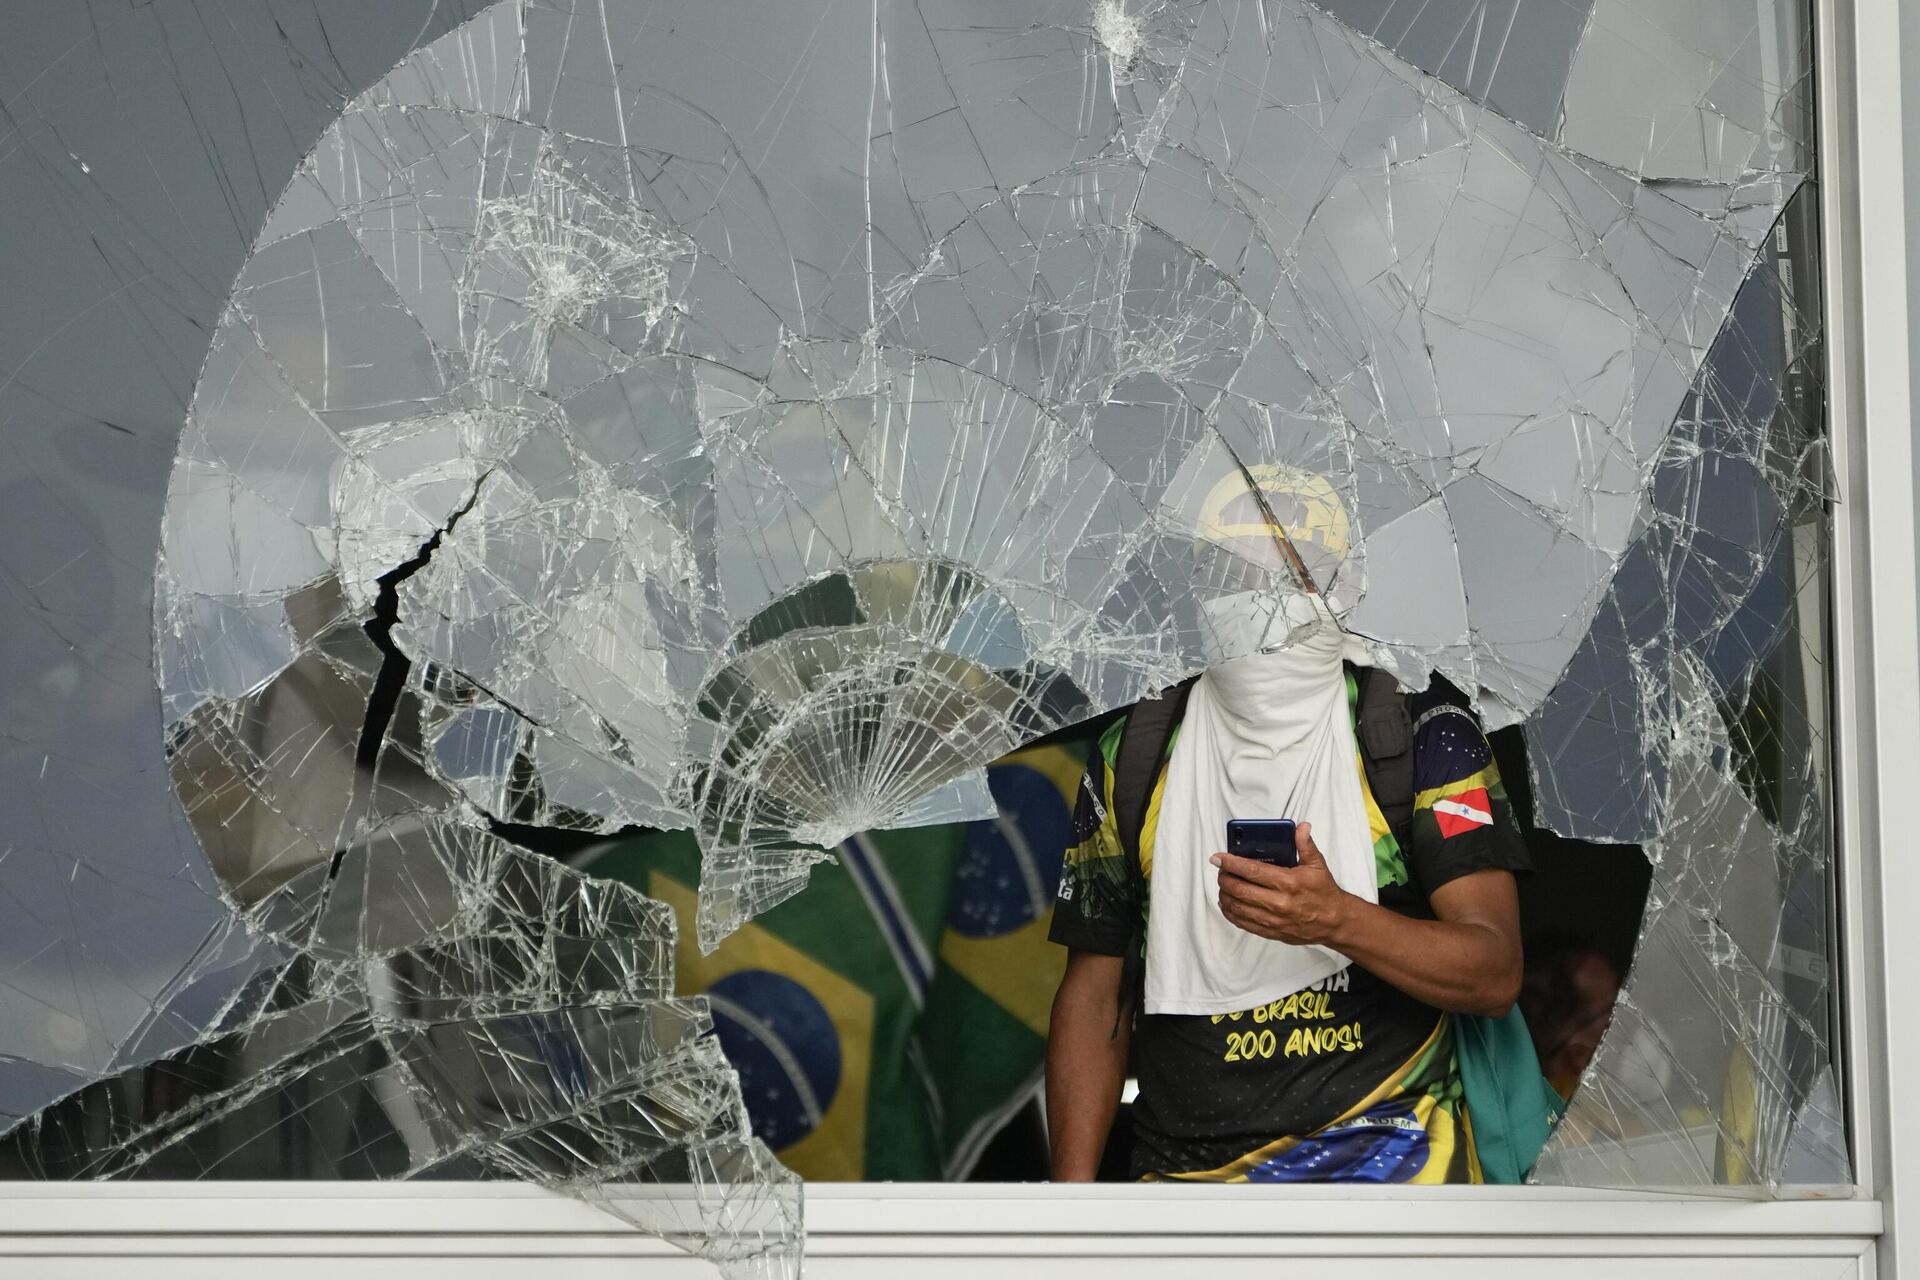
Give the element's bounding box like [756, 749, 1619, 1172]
[1560, 0, 1812, 181]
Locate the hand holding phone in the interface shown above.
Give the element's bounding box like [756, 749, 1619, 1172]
[1225, 818, 1298, 868]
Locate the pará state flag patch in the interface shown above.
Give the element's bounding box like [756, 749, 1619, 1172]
[1432, 787, 1493, 838]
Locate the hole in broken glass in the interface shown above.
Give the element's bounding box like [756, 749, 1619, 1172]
[0, 0, 1841, 1271]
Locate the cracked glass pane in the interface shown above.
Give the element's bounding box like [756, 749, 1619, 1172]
[0, 0, 1838, 1269]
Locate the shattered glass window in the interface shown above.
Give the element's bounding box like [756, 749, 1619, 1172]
[0, 0, 1840, 1270]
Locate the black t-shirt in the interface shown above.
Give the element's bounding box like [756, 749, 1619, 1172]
[1048, 674, 1530, 1182]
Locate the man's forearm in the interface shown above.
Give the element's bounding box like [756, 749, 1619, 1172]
[1327, 899, 1520, 1017]
[1215, 846, 1523, 1018]
[1045, 960, 1131, 1181]
[1045, 1013, 1129, 1180]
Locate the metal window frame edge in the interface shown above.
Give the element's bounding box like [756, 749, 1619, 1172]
[1828, 0, 1920, 1275]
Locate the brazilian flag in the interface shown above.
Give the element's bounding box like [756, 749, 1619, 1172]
[581, 738, 1089, 1180]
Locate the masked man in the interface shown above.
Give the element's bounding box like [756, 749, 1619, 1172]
[1045, 466, 1531, 1182]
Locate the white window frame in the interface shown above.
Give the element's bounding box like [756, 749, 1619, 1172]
[1831, 0, 1920, 1273]
[1, 0, 1914, 1275]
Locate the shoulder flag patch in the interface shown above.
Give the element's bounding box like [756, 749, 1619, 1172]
[1432, 787, 1493, 838]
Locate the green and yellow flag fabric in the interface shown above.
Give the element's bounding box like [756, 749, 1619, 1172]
[581, 738, 1088, 1180]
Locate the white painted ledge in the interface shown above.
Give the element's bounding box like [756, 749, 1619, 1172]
[0, 1182, 1881, 1250]
[0, 1185, 1879, 1279]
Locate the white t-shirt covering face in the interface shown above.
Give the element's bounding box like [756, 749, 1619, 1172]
[1143, 593, 1380, 1016]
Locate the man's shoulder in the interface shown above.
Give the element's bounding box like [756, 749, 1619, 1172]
[1406, 670, 1477, 722]
[1351, 664, 1488, 743]
[1402, 673, 1500, 797]
[1098, 675, 1200, 764]
[1094, 711, 1128, 770]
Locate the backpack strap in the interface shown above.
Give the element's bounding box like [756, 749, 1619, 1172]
[1111, 675, 1197, 1029]
[1353, 664, 1415, 850]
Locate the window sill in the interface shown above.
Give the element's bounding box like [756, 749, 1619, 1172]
[0, 1181, 1880, 1256]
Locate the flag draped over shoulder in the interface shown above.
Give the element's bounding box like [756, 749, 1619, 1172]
[582, 738, 1089, 1180]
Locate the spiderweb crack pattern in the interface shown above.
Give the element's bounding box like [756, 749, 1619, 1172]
[0, 0, 1839, 1269]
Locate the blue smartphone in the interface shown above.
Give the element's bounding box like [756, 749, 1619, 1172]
[1226, 818, 1298, 867]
